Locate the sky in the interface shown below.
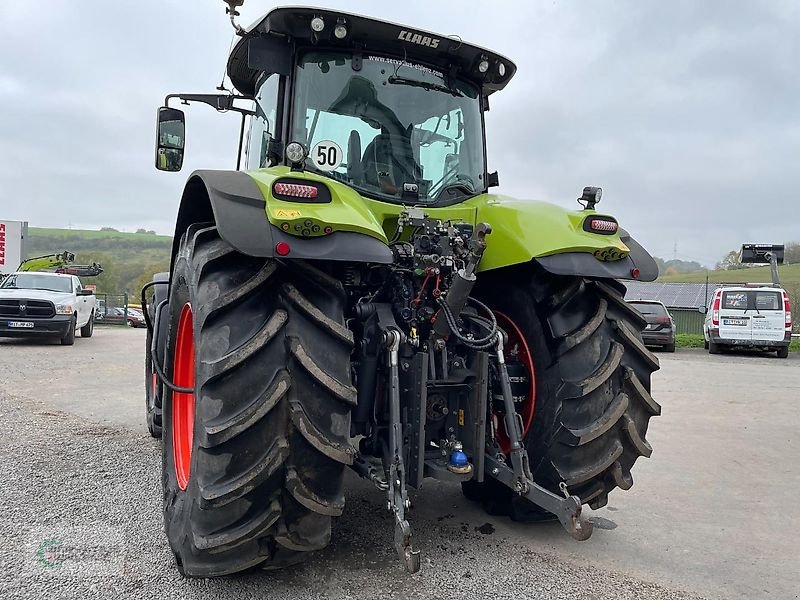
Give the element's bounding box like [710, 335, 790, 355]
[1, 0, 798, 267]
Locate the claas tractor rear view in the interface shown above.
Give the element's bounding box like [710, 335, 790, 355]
[144, 2, 661, 576]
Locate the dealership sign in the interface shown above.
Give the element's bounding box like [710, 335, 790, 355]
[0, 220, 27, 275]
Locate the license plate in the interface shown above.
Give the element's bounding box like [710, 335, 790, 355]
[7, 321, 34, 328]
[723, 319, 748, 326]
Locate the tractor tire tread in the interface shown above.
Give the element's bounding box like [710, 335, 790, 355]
[466, 265, 659, 517]
[162, 226, 354, 577]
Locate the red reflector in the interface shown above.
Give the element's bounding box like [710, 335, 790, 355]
[274, 182, 318, 199]
[275, 241, 291, 256]
[589, 219, 618, 233]
[630, 267, 640, 279]
[323, 226, 333, 234]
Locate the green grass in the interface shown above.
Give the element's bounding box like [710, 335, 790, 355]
[658, 263, 800, 285]
[675, 334, 706, 349]
[675, 334, 798, 351]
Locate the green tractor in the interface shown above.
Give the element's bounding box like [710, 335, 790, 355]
[145, 2, 661, 576]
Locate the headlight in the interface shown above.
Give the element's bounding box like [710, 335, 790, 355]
[55, 303, 74, 314]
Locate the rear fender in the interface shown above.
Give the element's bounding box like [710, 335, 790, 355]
[468, 194, 658, 281]
[171, 170, 393, 270]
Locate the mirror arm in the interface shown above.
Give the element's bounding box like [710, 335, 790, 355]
[164, 93, 255, 116]
[236, 112, 247, 170]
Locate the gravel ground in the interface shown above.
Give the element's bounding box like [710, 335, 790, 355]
[2, 327, 797, 599]
[0, 391, 707, 600]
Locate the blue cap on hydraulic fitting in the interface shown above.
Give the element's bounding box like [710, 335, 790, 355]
[449, 449, 469, 467]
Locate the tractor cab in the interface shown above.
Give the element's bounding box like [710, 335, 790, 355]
[157, 6, 515, 205]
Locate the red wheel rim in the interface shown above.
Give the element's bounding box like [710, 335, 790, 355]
[493, 311, 536, 454]
[172, 303, 195, 490]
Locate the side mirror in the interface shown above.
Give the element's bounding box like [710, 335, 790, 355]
[698, 305, 707, 314]
[78, 289, 94, 296]
[155, 107, 186, 172]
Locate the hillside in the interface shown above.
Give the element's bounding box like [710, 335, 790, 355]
[24, 227, 172, 297]
[658, 263, 800, 285]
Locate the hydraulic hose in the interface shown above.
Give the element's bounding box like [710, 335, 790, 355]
[140, 279, 195, 394]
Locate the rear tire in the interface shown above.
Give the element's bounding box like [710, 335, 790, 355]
[145, 326, 162, 438]
[777, 346, 789, 359]
[146, 274, 169, 439]
[80, 313, 94, 338]
[465, 266, 660, 517]
[664, 342, 675, 353]
[61, 316, 76, 345]
[162, 225, 355, 577]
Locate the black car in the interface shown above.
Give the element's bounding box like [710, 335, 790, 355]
[629, 300, 676, 352]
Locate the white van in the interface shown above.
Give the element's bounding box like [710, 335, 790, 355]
[704, 286, 792, 358]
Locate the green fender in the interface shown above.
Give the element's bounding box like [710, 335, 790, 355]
[241, 168, 657, 281]
[463, 194, 658, 281]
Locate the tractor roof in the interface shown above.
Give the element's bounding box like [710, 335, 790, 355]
[227, 6, 517, 98]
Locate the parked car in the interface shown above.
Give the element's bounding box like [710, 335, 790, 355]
[628, 300, 676, 352]
[113, 307, 146, 328]
[704, 286, 792, 358]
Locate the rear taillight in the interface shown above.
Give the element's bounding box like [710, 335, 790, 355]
[583, 215, 619, 234]
[271, 178, 332, 203]
[712, 292, 721, 326]
[590, 219, 618, 233]
[656, 315, 671, 324]
[274, 182, 318, 199]
[784, 292, 792, 329]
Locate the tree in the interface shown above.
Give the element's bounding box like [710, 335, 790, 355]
[783, 241, 800, 265]
[131, 263, 170, 303]
[652, 256, 705, 276]
[715, 250, 744, 271]
[76, 252, 120, 294]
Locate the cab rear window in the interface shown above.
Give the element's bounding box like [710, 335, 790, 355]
[722, 291, 782, 311]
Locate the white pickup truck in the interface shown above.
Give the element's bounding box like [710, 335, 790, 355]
[0, 271, 96, 345]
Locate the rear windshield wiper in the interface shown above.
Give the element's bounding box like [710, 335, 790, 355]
[439, 183, 476, 198]
[387, 76, 463, 97]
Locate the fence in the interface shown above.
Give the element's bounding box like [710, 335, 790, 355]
[668, 308, 705, 335]
[95, 294, 129, 326]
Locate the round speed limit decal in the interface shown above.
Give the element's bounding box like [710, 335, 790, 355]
[311, 140, 343, 172]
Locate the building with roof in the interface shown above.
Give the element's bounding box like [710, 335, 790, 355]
[625, 282, 714, 310]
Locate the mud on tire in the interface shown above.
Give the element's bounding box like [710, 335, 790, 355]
[465, 265, 661, 518]
[162, 225, 356, 576]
